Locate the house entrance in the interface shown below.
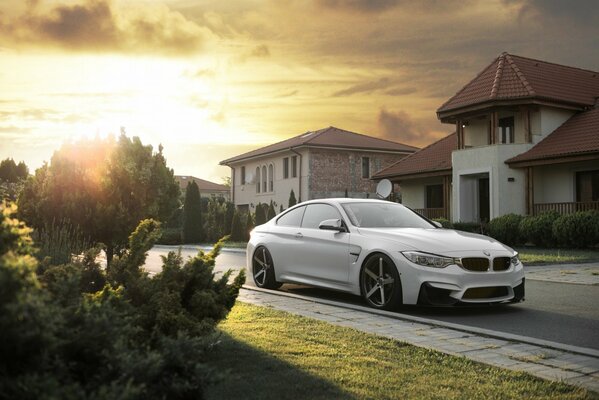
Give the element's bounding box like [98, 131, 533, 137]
[459, 172, 490, 223]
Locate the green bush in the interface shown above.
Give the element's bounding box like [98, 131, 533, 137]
[452, 221, 488, 235]
[488, 214, 523, 246]
[157, 227, 182, 245]
[432, 218, 453, 228]
[0, 203, 245, 399]
[32, 219, 93, 265]
[552, 211, 599, 249]
[518, 211, 559, 247]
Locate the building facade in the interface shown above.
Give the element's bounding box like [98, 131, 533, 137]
[373, 53, 599, 222]
[174, 175, 230, 201]
[221, 126, 418, 213]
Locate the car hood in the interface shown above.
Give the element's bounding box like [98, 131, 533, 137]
[356, 227, 514, 254]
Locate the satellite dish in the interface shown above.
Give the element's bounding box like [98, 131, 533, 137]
[376, 179, 392, 199]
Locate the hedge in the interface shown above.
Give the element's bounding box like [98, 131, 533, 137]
[518, 211, 560, 247]
[487, 214, 523, 246]
[552, 210, 599, 249]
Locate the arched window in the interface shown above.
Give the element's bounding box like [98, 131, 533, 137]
[262, 165, 267, 192]
[268, 164, 274, 192]
[256, 167, 261, 193]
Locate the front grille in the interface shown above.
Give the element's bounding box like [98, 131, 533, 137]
[463, 286, 509, 299]
[461, 257, 489, 272]
[493, 257, 510, 271]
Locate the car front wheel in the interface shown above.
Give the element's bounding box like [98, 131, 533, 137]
[360, 253, 402, 310]
[252, 246, 282, 289]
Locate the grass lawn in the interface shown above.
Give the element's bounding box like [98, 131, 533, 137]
[205, 303, 596, 400]
[517, 248, 599, 265]
[223, 240, 248, 249]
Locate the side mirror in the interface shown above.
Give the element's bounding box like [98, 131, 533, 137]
[319, 219, 346, 232]
[432, 221, 443, 228]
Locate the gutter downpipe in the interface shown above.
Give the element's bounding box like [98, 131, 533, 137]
[289, 147, 302, 202]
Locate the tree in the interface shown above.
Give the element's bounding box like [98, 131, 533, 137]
[18, 134, 180, 265]
[267, 201, 276, 220]
[230, 210, 244, 241]
[254, 202, 266, 226]
[0, 158, 28, 183]
[244, 212, 253, 241]
[288, 189, 297, 208]
[224, 202, 235, 235]
[280, 205, 284, 213]
[183, 181, 202, 243]
[344, 188, 348, 198]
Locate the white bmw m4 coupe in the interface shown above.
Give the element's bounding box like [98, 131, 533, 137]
[248, 199, 525, 310]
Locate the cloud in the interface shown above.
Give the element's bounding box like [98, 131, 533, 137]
[315, 0, 401, 13]
[377, 108, 441, 144]
[275, 90, 298, 98]
[234, 44, 271, 64]
[503, 0, 599, 24]
[0, 0, 212, 55]
[333, 77, 392, 97]
[187, 68, 215, 79]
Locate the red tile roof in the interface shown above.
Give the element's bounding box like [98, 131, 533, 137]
[175, 175, 229, 192]
[438, 53, 599, 115]
[506, 107, 599, 165]
[373, 133, 456, 180]
[220, 126, 419, 165]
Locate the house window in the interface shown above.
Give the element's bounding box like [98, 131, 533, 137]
[241, 166, 246, 185]
[426, 184, 443, 208]
[499, 117, 514, 144]
[291, 156, 298, 178]
[362, 157, 370, 179]
[576, 170, 599, 202]
[268, 164, 274, 192]
[283, 157, 289, 179]
[256, 167, 261, 193]
[262, 166, 267, 193]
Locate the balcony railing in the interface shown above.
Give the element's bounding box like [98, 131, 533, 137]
[533, 201, 599, 215]
[413, 208, 447, 219]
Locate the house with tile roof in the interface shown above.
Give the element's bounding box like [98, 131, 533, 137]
[175, 175, 230, 201]
[220, 126, 418, 213]
[373, 52, 599, 222]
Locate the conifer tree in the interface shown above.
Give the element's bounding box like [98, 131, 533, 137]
[182, 181, 202, 243]
[267, 201, 276, 220]
[288, 189, 297, 208]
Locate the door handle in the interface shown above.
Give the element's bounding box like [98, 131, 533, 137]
[295, 232, 303, 239]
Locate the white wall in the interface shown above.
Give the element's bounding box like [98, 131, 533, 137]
[400, 177, 445, 209]
[535, 107, 575, 144]
[534, 160, 599, 204]
[229, 148, 309, 213]
[452, 144, 531, 221]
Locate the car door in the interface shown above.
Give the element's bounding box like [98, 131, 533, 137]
[296, 203, 350, 283]
[266, 205, 306, 278]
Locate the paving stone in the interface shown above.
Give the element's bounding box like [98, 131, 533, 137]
[532, 367, 585, 381]
[565, 375, 599, 394]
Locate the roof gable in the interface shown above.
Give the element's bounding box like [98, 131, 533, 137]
[175, 176, 228, 191]
[438, 53, 599, 115]
[373, 133, 456, 179]
[220, 126, 418, 165]
[506, 107, 599, 166]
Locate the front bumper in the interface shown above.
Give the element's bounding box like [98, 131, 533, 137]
[393, 251, 525, 305]
[417, 278, 525, 306]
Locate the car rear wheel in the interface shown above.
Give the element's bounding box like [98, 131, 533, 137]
[252, 246, 282, 289]
[360, 253, 402, 310]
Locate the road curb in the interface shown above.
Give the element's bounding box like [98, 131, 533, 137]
[241, 285, 599, 358]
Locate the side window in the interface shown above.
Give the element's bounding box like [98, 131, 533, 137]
[277, 206, 306, 227]
[301, 204, 341, 229]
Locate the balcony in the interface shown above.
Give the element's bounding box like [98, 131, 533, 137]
[414, 208, 447, 219]
[534, 202, 599, 215]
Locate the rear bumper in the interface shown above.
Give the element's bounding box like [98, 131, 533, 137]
[417, 278, 525, 306]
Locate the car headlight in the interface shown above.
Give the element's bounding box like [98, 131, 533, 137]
[401, 251, 456, 268]
[511, 253, 520, 267]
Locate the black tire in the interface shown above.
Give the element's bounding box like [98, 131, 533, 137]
[252, 246, 282, 289]
[360, 253, 402, 310]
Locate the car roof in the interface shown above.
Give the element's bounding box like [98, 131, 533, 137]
[297, 198, 398, 205]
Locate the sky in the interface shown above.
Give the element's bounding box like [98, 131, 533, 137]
[1, 0, 598, 184]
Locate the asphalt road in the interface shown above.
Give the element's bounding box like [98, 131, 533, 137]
[147, 247, 599, 350]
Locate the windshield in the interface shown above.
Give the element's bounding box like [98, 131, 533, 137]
[341, 202, 434, 229]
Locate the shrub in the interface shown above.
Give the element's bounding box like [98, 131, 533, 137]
[267, 201, 276, 221]
[156, 227, 182, 245]
[32, 219, 93, 265]
[487, 214, 523, 246]
[254, 202, 266, 226]
[452, 221, 488, 235]
[518, 211, 559, 247]
[553, 211, 599, 249]
[230, 211, 244, 241]
[0, 203, 245, 399]
[432, 218, 453, 228]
